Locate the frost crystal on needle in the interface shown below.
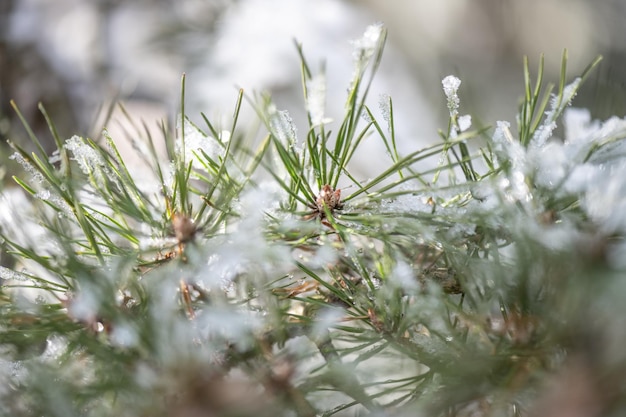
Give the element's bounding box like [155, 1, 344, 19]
[268, 106, 297, 146]
[64, 136, 105, 175]
[531, 77, 582, 148]
[177, 119, 226, 171]
[442, 75, 461, 117]
[306, 73, 332, 127]
[351, 22, 383, 62]
[9, 152, 45, 184]
[458, 114, 472, 132]
[64, 135, 120, 189]
[379, 93, 391, 131]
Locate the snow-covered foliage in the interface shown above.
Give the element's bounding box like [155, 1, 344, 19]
[1, 24, 625, 417]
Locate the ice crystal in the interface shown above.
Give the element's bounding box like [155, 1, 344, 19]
[311, 307, 345, 340]
[64, 135, 120, 190]
[68, 284, 100, 322]
[564, 108, 598, 143]
[64, 136, 104, 174]
[567, 161, 626, 234]
[381, 192, 435, 214]
[458, 114, 472, 132]
[351, 22, 383, 62]
[196, 307, 263, 351]
[349, 22, 384, 89]
[390, 260, 419, 292]
[492, 121, 526, 169]
[48, 149, 61, 164]
[532, 141, 569, 188]
[177, 119, 226, 171]
[110, 322, 139, 348]
[0, 189, 51, 249]
[0, 266, 30, 282]
[379, 93, 391, 131]
[531, 77, 582, 148]
[442, 75, 461, 117]
[308, 243, 338, 268]
[306, 73, 332, 126]
[9, 152, 45, 184]
[268, 105, 297, 147]
[138, 235, 178, 251]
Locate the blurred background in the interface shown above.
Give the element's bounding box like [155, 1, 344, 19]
[1, 0, 625, 160]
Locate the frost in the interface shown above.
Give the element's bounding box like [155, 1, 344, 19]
[197, 184, 291, 289]
[34, 189, 51, 200]
[360, 109, 373, 123]
[138, 235, 178, 251]
[574, 162, 626, 234]
[442, 75, 461, 117]
[196, 307, 263, 351]
[530, 77, 581, 148]
[498, 170, 531, 203]
[348, 23, 384, 90]
[458, 114, 472, 132]
[379, 93, 391, 130]
[0, 189, 52, 249]
[308, 243, 338, 268]
[0, 359, 26, 397]
[268, 105, 297, 147]
[563, 163, 597, 195]
[390, 261, 419, 292]
[68, 285, 100, 322]
[177, 119, 226, 171]
[64, 136, 104, 174]
[41, 335, 68, 361]
[64, 135, 120, 189]
[306, 73, 332, 126]
[382, 193, 434, 214]
[48, 149, 61, 164]
[492, 121, 526, 169]
[110, 322, 139, 348]
[9, 152, 45, 184]
[564, 108, 598, 143]
[0, 266, 30, 282]
[351, 22, 383, 63]
[446, 222, 476, 240]
[532, 141, 569, 188]
[311, 307, 345, 340]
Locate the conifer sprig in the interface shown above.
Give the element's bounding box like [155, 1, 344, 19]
[1, 22, 624, 417]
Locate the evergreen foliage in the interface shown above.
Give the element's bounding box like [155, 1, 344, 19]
[1, 24, 624, 416]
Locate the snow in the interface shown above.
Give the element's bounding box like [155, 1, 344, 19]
[351, 22, 384, 63]
[64, 136, 105, 175]
[8, 152, 45, 185]
[306, 73, 332, 127]
[176, 118, 226, 171]
[378, 93, 392, 130]
[458, 114, 472, 132]
[110, 322, 139, 348]
[441, 75, 461, 117]
[4, 12, 626, 414]
[491, 121, 527, 170]
[531, 77, 582, 149]
[0, 266, 30, 282]
[268, 106, 298, 147]
[390, 260, 419, 292]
